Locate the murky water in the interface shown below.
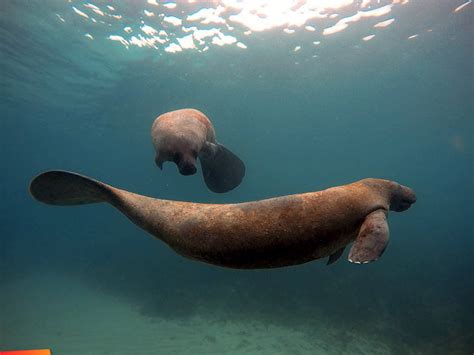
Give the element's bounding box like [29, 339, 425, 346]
[1, 1, 472, 354]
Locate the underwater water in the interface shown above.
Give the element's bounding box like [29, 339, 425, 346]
[1, 0, 473, 354]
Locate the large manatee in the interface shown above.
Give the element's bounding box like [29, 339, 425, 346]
[30, 171, 416, 269]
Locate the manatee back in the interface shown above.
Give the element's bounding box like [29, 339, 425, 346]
[151, 109, 216, 147]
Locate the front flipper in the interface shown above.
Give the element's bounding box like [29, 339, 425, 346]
[200, 143, 245, 193]
[348, 210, 389, 264]
[327, 247, 345, 265]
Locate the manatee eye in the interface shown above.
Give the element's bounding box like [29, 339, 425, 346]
[191, 149, 198, 159]
[173, 152, 182, 164]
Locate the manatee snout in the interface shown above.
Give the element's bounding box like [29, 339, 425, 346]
[155, 152, 197, 175]
[174, 153, 197, 176]
[179, 162, 197, 176]
[390, 184, 417, 212]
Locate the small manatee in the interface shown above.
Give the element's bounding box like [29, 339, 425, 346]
[151, 108, 245, 193]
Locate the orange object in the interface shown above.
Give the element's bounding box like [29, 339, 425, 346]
[0, 350, 51, 355]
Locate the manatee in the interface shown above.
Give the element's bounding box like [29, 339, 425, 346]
[151, 108, 245, 193]
[29, 171, 416, 269]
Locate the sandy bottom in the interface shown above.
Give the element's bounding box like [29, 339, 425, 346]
[0, 270, 398, 355]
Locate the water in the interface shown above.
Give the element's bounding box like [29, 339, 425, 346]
[1, 1, 472, 354]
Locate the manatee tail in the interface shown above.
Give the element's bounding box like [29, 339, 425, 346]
[200, 143, 245, 193]
[29, 170, 113, 206]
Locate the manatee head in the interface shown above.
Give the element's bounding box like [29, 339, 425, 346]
[360, 178, 417, 212]
[154, 134, 200, 176]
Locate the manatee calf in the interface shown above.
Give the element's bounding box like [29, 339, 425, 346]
[151, 108, 245, 193]
[30, 171, 416, 269]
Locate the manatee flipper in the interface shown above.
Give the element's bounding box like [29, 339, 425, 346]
[29, 170, 112, 206]
[200, 143, 245, 193]
[348, 210, 389, 264]
[327, 247, 345, 265]
[155, 156, 164, 170]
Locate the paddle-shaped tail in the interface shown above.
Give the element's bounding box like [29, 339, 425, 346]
[30, 170, 173, 246]
[29, 170, 113, 206]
